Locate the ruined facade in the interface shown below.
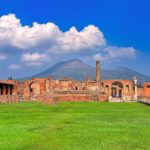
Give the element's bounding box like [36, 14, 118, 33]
[0, 80, 19, 103]
[0, 60, 150, 104]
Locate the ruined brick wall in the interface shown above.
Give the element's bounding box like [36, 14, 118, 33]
[98, 95, 108, 101]
[87, 81, 97, 90]
[57, 95, 93, 102]
[0, 95, 18, 103]
[22, 78, 47, 101]
[0, 80, 16, 85]
[42, 94, 108, 103]
[2, 77, 149, 104]
[20, 78, 135, 102]
[102, 80, 133, 98]
[0, 80, 19, 103]
[144, 83, 150, 97]
[137, 87, 144, 97]
[47, 79, 101, 91]
[1, 59, 150, 104]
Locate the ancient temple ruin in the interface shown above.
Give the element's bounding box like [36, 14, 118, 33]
[0, 60, 150, 104]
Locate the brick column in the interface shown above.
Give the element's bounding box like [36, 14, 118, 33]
[40, 81, 46, 95]
[10, 86, 12, 95]
[7, 86, 10, 95]
[109, 84, 112, 96]
[12, 85, 17, 96]
[96, 60, 100, 89]
[3, 85, 6, 95]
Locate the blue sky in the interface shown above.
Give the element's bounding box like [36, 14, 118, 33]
[0, 0, 150, 79]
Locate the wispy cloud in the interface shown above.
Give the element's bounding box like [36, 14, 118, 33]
[9, 64, 21, 70]
[21, 52, 48, 66]
[0, 54, 6, 60]
[93, 46, 136, 61]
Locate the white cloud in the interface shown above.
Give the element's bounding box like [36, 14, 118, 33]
[0, 14, 105, 53]
[9, 64, 21, 70]
[0, 13, 137, 66]
[93, 46, 136, 61]
[57, 25, 106, 53]
[105, 46, 136, 59]
[21, 52, 48, 66]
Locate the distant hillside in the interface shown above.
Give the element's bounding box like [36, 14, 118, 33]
[21, 59, 150, 84]
[101, 67, 150, 84]
[33, 59, 95, 80]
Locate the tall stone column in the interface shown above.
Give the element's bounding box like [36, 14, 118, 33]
[96, 60, 100, 90]
[134, 77, 138, 100]
[96, 60, 100, 82]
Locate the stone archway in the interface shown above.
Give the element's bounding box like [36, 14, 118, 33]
[111, 81, 123, 98]
[29, 82, 40, 100]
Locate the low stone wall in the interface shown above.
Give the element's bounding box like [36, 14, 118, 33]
[41, 94, 108, 104]
[53, 90, 104, 95]
[0, 95, 19, 103]
[57, 94, 93, 102]
[138, 98, 150, 105]
[0, 92, 107, 104]
[42, 96, 59, 104]
[108, 96, 134, 102]
[98, 95, 108, 102]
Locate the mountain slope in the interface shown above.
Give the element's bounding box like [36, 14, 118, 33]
[33, 59, 95, 80]
[23, 59, 150, 84]
[101, 67, 150, 84]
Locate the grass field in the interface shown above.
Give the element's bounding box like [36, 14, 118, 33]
[0, 102, 150, 150]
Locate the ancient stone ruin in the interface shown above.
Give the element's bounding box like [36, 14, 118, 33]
[0, 60, 150, 104]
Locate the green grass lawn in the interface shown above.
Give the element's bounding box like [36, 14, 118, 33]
[0, 102, 150, 150]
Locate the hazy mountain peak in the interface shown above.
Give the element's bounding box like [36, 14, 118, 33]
[21, 59, 150, 84]
[60, 59, 91, 70]
[66, 59, 83, 63]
